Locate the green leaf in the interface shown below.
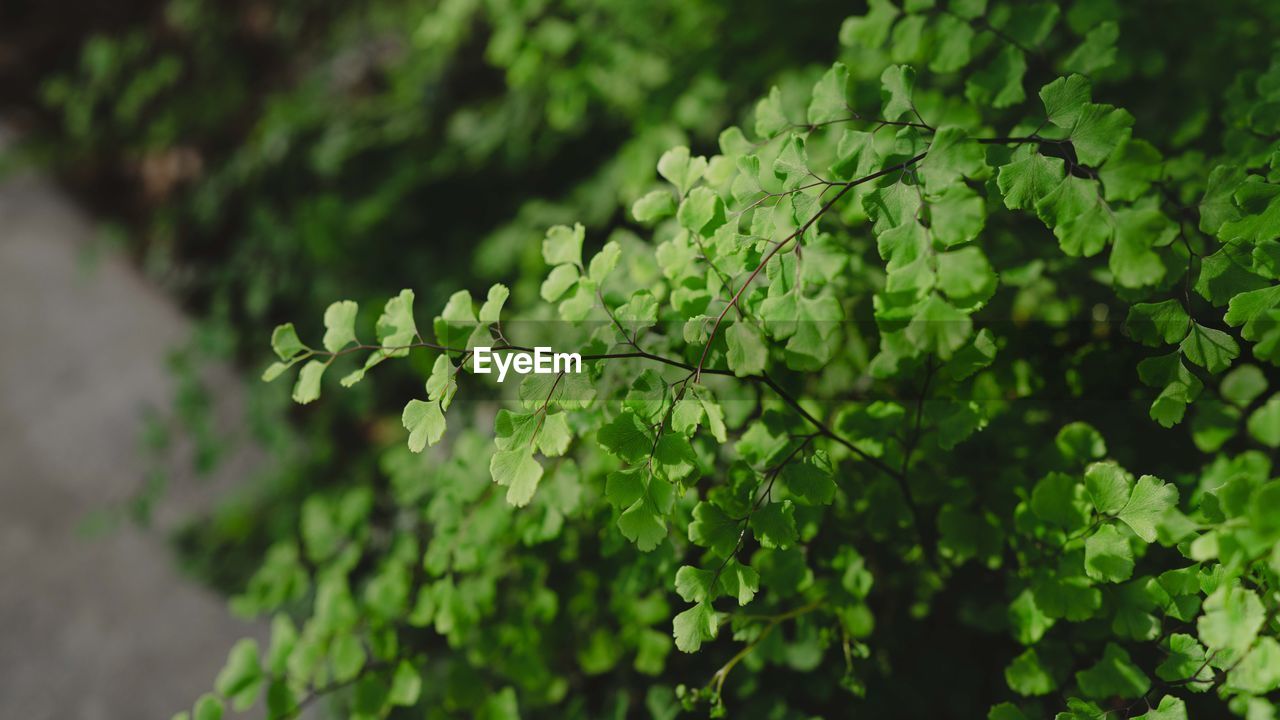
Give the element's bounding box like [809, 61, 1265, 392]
[1117, 475, 1178, 543]
[1220, 180, 1280, 244]
[1033, 575, 1101, 621]
[672, 602, 718, 653]
[772, 135, 809, 191]
[388, 660, 422, 706]
[1062, 22, 1119, 75]
[1226, 636, 1280, 694]
[261, 359, 295, 382]
[1179, 322, 1240, 374]
[1057, 699, 1106, 720]
[625, 369, 667, 422]
[540, 263, 579, 302]
[1222, 364, 1268, 407]
[292, 360, 326, 404]
[588, 241, 622, 284]
[1199, 165, 1246, 235]
[876, 217, 929, 271]
[193, 694, 222, 720]
[674, 565, 717, 603]
[808, 62, 850, 124]
[1225, 284, 1280, 339]
[718, 558, 761, 605]
[697, 390, 728, 443]
[1035, 175, 1113, 257]
[1156, 633, 1213, 690]
[616, 475, 673, 551]
[537, 412, 573, 457]
[652, 434, 698, 482]
[1197, 241, 1270, 306]
[1197, 585, 1266, 661]
[1030, 472, 1091, 530]
[376, 289, 418, 351]
[1005, 648, 1056, 696]
[830, 128, 879, 181]
[1110, 205, 1172, 288]
[1112, 580, 1159, 640]
[688, 501, 741, 556]
[750, 500, 798, 549]
[937, 247, 997, 308]
[605, 468, 644, 509]
[905, 294, 973, 359]
[266, 615, 297, 676]
[1099, 138, 1162, 202]
[880, 65, 916, 121]
[781, 452, 836, 505]
[1039, 75, 1092, 128]
[889, 15, 926, 63]
[1084, 462, 1132, 515]
[754, 87, 790, 139]
[1084, 524, 1134, 582]
[1069, 103, 1134, 166]
[999, 2, 1058, 46]
[726, 321, 768, 376]
[543, 223, 585, 267]
[866, 181, 923, 233]
[477, 284, 509, 324]
[1191, 399, 1241, 452]
[624, 188, 675, 226]
[215, 639, 262, 711]
[1132, 696, 1187, 720]
[920, 126, 985, 192]
[1075, 643, 1150, 699]
[632, 189, 676, 223]
[1008, 589, 1055, 645]
[426, 354, 458, 408]
[950, 0, 987, 19]
[678, 186, 725, 235]
[271, 323, 306, 361]
[330, 633, 366, 683]
[490, 448, 544, 507]
[597, 411, 654, 463]
[322, 300, 358, 353]
[998, 147, 1065, 210]
[402, 399, 445, 452]
[1055, 422, 1107, 462]
[671, 397, 703, 437]
[965, 46, 1027, 108]
[719, 126, 752, 157]
[1125, 300, 1190, 347]
[929, 14, 975, 73]
[1137, 352, 1203, 427]
[839, 0, 899, 48]
[988, 703, 1028, 720]
[1248, 394, 1280, 447]
[930, 184, 987, 247]
[938, 505, 1003, 564]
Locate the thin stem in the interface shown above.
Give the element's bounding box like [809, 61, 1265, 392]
[706, 599, 824, 699]
[898, 358, 937, 564]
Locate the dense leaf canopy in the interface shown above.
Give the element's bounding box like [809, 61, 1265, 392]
[22, 0, 1280, 718]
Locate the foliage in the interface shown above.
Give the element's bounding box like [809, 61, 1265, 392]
[41, 0, 1280, 717]
[12, 0, 854, 585]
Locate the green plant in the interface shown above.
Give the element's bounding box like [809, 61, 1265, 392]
[16, 0, 856, 592]
[181, 1, 1280, 718]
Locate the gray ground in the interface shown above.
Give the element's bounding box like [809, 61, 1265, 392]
[0, 152, 264, 717]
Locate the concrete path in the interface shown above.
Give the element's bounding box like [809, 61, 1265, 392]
[0, 149, 264, 718]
